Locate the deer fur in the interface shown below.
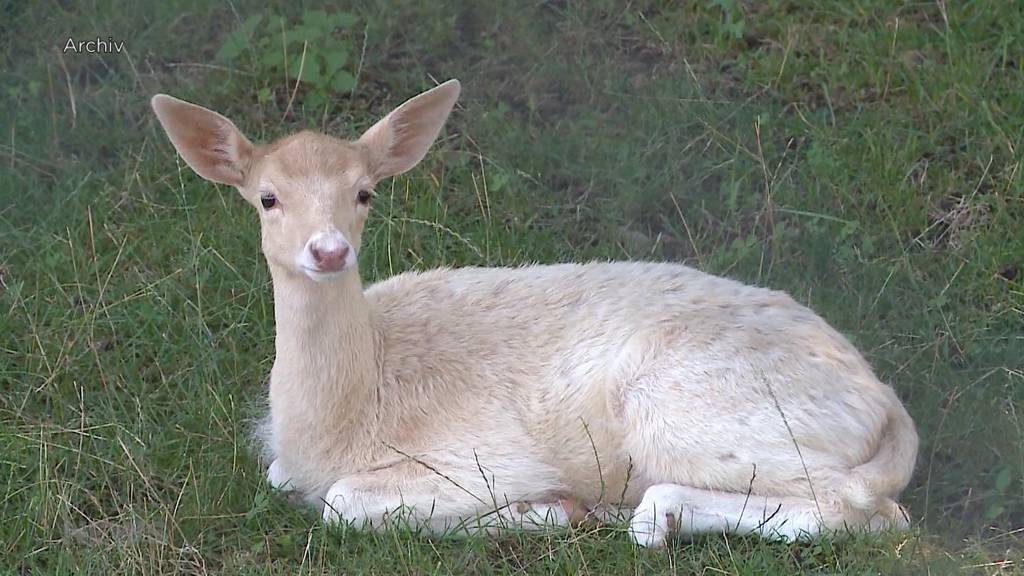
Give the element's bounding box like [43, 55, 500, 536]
[151, 79, 918, 547]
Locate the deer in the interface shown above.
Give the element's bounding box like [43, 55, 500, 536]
[150, 79, 918, 547]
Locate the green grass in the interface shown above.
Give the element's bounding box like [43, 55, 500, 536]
[2, 0, 1022, 573]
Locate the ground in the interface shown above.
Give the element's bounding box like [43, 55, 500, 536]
[1, 0, 1022, 574]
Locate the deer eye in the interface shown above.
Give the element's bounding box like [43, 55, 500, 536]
[357, 189, 374, 205]
[260, 193, 277, 210]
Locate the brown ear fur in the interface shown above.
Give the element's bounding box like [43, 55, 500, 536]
[151, 94, 254, 186]
[358, 79, 460, 181]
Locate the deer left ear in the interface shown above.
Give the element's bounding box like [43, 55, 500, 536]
[358, 79, 460, 181]
[151, 94, 254, 187]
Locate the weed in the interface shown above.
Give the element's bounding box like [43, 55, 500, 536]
[216, 9, 360, 113]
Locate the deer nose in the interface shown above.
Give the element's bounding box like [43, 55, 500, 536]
[311, 244, 349, 272]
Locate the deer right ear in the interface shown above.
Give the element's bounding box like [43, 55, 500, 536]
[151, 94, 254, 187]
[358, 79, 461, 182]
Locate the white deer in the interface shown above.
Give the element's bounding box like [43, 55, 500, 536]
[151, 79, 918, 547]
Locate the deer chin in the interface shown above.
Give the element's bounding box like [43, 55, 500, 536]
[300, 265, 348, 283]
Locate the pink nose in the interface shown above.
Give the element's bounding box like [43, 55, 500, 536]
[310, 245, 349, 272]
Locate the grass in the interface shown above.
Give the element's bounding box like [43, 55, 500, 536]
[1, 0, 1022, 573]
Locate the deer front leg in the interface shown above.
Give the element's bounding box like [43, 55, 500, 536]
[266, 459, 293, 491]
[321, 471, 586, 535]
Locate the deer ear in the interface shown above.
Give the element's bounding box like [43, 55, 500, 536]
[358, 79, 460, 181]
[151, 94, 254, 187]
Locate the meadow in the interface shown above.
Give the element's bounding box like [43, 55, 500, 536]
[1, 1, 1022, 573]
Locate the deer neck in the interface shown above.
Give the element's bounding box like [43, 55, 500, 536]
[266, 264, 379, 455]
